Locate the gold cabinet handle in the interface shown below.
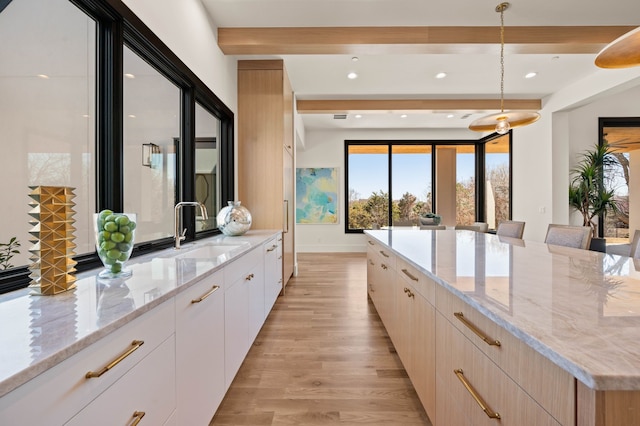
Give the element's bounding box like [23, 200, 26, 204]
[401, 268, 419, 281]
[407, 291, 415, 298]
[367, 240, 374, 245]
[191, 285, 220, 303]
[379, 250, 389, 258]
[381, 264, 388, 270]
[454, 312, 501, 347]
[404, 287, 410, 293]
[267, 245, 277, 252]
[85, 340, 144, 378]
[368, 259, 375, 266]
[454, 369, 501, 420]
[131, 411, 146, 426]
[245, 273, 254, 281]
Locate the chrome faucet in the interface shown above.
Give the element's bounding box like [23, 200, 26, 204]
[174, 201, 208, 249]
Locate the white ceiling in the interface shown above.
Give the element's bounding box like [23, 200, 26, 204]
[200, 0, 640, 130]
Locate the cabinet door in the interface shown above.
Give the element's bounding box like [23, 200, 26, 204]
[65, 336, 176, 426]
[248, 259, 265, 343]
[224, 274, 250, 388]
[283, 146, 294, 284]
[264, 237, 281, 315]
[175, 270, 225, 425]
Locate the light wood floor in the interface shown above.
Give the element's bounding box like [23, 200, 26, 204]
[210, 252, 432, 425]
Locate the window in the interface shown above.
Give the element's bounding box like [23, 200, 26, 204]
[599, 118, 640, 241]
[123, 45, 180, 244]
[194, 102, 222, 232]
[345, 136, 511, 232]
[484, 133, 511, 230]
[0, 0, 234, 293]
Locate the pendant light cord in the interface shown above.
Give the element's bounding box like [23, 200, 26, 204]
[499, 5, 505, 113]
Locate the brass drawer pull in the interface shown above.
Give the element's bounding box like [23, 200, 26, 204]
[369, 259, 375, 266]
[454, 369, 501, 419]
[379, 250, 389, 258]
[381, 264, 388, 270]
[245, 273, 254, 281]
[191, 285, 220, 303]
[267, 245, 277, 252]
[85, 340, 145, 378]
[401, 268, 419, 281]
[454, 312, 501, 347]
[367, 240, 374, 245]
[407, 291, 415, 298]
[131, 411, 146, 425]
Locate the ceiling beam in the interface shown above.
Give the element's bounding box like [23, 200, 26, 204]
[296, 99, 542, 114]
[218, 26, 635, 55]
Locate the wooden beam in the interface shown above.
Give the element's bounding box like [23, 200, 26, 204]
[218, 26, 635, 55]
[296, 99, 542, 114]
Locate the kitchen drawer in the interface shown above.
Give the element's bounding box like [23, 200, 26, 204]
[435, 314, 562, 426]
[224, 245, 262, 290]
[366, 238, 396, 270]
[65, 335, 176, 426]
[397, 256, 435, 304]
[435, 285, 574, 425]
[0, 298, 175, 426]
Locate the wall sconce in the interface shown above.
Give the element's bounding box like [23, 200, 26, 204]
[142, 143, 160, 168]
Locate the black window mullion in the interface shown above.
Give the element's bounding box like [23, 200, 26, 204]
[97, 17, 123, 213]
[387, 143, 393, 226]
[181, 88, 196, 239]
[476, 142, 486, 223]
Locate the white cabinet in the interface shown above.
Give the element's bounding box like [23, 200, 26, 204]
[65, 336, 176, 426]
[264, 234, 282, 314]
[175, 270, 225, 425]
[0, 298, 175, 426]
[224, 246, 264, 388]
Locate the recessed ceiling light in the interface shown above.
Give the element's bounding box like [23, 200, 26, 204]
[125, 73, 136, 79]
[525, 72, 537, 79]
[351, 57, 359, 62]
[37, 74, 49, 79]
[435, 72, 447, 79]
[128, 114, 136, 118]
[82, 114, 90, 118]
[400, 114, 408, 118]
[355, 114, 362, 118]
[447, 114, 454, 118]
[347, 72, 358, 79]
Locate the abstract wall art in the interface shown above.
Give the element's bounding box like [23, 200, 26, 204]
[296, 167, 338, 224]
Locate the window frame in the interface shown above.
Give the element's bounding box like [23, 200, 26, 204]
[344, 133, 512, 234]
[0, 0, 234, 293]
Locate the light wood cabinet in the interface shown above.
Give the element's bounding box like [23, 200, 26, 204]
[175, 270, 225, 425]
[435, 311, 562, 426]
[238, 59, 295, 291]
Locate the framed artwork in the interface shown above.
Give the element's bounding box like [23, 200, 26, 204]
[296, 167, 338, 224]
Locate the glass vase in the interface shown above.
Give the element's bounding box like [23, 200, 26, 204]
[216, 201, 252, 236]
[94, 211, 136, 278]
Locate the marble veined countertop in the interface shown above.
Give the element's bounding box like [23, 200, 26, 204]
[366, 229, 640, 391]
[0, 230, 280, 398]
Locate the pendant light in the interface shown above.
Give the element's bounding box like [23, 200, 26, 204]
[469, 2, 540, 134]
[595, 26, 640, 69]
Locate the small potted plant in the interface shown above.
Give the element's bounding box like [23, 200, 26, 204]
[419, 212, 442, 226]
[0, 237, 21, 270]
[568, 142, 620, 252]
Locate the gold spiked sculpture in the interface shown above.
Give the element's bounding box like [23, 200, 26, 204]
[27, 186, 78, 295]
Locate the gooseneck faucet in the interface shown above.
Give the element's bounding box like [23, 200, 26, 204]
[174, 201, 208, 249]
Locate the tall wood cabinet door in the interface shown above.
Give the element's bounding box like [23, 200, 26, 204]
[175, 271, 225, 425]
[283, 146, 294, 284]
[412, 291, 436, 421]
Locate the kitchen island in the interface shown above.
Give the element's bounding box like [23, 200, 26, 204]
[366, 228, 640, 426]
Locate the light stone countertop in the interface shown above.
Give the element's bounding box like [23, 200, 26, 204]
[0, 230, 280, 398]
[366, 229, 640, 391]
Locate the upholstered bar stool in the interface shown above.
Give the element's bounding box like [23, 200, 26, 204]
[496, 221, 525, 239]
[544, 224, 592, 250]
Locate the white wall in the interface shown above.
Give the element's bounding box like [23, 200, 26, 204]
[296, 127, 476, 252]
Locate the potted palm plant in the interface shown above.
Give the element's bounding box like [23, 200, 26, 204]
[568, 142, 620, 252]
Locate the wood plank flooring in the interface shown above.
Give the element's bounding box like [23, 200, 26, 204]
[210, 253, 432, 425]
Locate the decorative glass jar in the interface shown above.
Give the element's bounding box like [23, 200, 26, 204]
[216, 201, 252, 236]
[95, 211, 136, 278]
